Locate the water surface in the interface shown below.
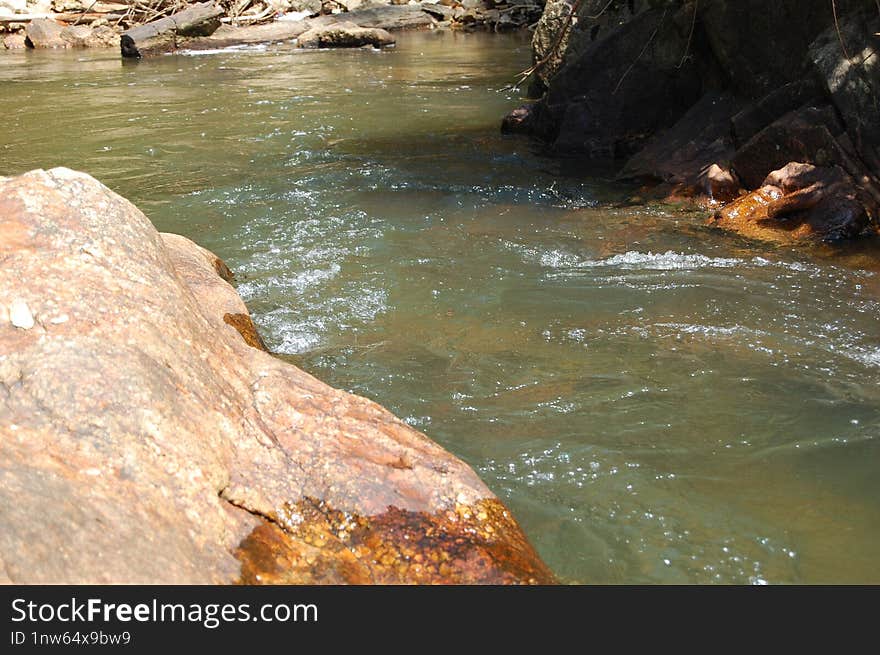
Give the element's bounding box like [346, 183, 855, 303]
[2, 32, 880, 583]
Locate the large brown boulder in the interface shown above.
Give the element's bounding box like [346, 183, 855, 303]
[0, 168, 553, 585]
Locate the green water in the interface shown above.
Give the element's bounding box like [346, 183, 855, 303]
[3, 31, 880, 584]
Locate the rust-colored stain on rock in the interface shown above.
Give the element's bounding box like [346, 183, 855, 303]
[223, 312, 268, 352]
[236, 498, 556, 585]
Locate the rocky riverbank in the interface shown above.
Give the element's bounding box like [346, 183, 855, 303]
[0, 167, 554, 584]
[1, 0, 545, 51]
[506, 0, 880, 246]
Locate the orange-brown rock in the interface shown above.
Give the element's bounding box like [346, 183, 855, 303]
[700, 163, 742, 204]
[0, 168, 553, 585]
[710, 162, 872, 243]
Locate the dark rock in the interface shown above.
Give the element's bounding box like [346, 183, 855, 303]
[731, 78, 823, 146]
[297, 21, 395, 48]
[620, 91, 744, 190]
[698, 0, 868, 98]
[730, 105, 846, 189]
[809, 7, 880, 172]
[501, 103, 536, 135]
[25, 19, 66, 49]
[528, 6, 705, 158]
[530, 0, 640, 94]
[0, 168, 553, 584]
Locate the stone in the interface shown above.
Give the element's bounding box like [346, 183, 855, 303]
[698, 0, 867, 98]
[700, 163, 741, 204]
[9, 300, 34, 330]
[809, 7, 880, 172]
[0, 168, 553, 584]
[460, 0, 490, 9]
[730, 78, 823, 146]
[730, 105, 846, 190]
[528, 0, 581, 93]
[297, 21, 395, 48]
[3, 32, 27, 49]
[619, 91, 744, 192]
[24, 18, 67, 49]
[334, 0, 366, 10]
[85, 25, 120, 47]
[710, 162, 871, 243]
[421, 2, 454, 20]
[527, 6, 705, 158]
[60, 25, 119, 48]
[500, 103, 536, 135]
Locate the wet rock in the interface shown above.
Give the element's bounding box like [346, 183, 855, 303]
[711, 162, 871, 243]
[700, 163, 741, 204]
[297, 21, 395, 48]
[237, 497, 553, 584]
[500, 103, 535, 135]
[0, 168, 552, 584]
[25, 18, 66, 48]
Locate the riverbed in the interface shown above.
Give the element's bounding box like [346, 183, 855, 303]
[2, 31, 880, 583]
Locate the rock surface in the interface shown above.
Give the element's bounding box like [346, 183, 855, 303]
[710, 162, 871, 243]
[0, 168, 554, 584]
[24, 18, 65, 48]
[296, 21, 395, 48]
[515, 0, 880, 245]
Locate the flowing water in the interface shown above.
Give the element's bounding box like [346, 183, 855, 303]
[3, 31, 880, 584]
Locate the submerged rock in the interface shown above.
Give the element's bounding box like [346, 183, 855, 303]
[0, 168, 553, 584]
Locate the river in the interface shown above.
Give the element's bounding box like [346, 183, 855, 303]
[2, 30, 880, 583]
